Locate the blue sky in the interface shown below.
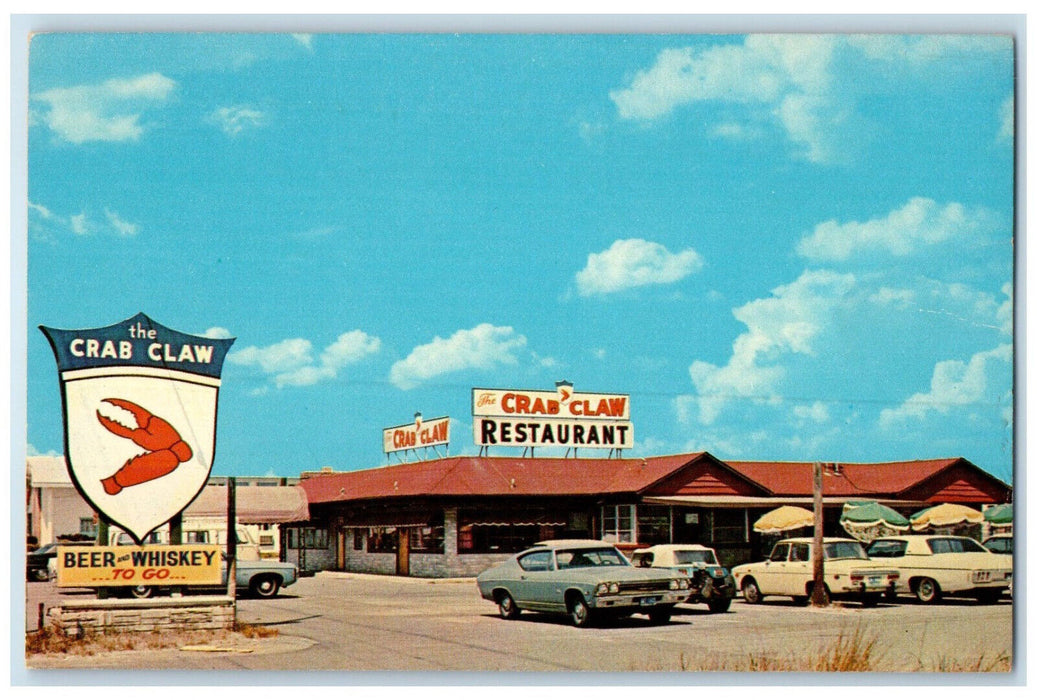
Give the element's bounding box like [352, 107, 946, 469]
[25, 32, 1015, 483]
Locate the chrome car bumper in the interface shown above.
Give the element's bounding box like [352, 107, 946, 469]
[590, 591, 687, 609]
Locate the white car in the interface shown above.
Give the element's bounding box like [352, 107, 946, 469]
[731, 537, 900, 607]
[866, 535, 1011, 603]
[630, 544, 736, 613]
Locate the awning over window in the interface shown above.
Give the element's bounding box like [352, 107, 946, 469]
[342, 509, 442, 529]
[464, 520, 567, 527]
[184, 485, 310, 523]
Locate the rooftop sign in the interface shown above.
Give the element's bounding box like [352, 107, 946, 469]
[383, 413, 451, 455]
[472, 382, 633, 450]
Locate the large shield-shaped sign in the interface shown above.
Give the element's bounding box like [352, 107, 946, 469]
[40, 313, 235, 544]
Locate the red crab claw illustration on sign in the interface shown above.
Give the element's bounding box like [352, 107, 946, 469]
[96, 398, 193, 495]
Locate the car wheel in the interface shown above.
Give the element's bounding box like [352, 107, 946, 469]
[974, 590, 1001, 604]
[914, 577, 941, 604]
[127, 585, 154, 599]
[497, 591, 520, 619]
[249, 574, 281, 599]
[741, 578, 763, 604]
[707, 598, 732, 613]
[568, 593, 593, 628]
[648, 605, 674, 624]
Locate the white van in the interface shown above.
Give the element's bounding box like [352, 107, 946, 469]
[107, 520, 262, 561]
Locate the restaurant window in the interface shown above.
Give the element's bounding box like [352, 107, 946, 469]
[366, 527, 397, 553]
[353, 529, 364, 550]
[184, 530, 209, 543]
[410, 524, 445, 554]
[636, 505, 671, 545]
[457, 507, 565, 554]
[600, 505, 635, 543]
[712, 508, 748, 544]
[287, 527, 329, 549]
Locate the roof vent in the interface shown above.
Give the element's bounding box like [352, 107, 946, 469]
[393, 480, 399, 491]
[510, 478, 516, 488]
[321, 466, 334, 474]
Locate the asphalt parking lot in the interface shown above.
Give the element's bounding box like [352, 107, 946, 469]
[24, 572, 1015, 673]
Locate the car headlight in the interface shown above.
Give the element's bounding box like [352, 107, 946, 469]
[609, 582, 619, 594]
[669, 579, 679, 590]
[678, 578, 690, 590]
[595, 582, 620, 596]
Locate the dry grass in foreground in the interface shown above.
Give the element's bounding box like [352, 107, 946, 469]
[26, 623, 277, 657]
[639, 625, 1011, 673]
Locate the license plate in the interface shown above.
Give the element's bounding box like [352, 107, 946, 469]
[868, 576, 880, 586]
[640, 597, 658, 606]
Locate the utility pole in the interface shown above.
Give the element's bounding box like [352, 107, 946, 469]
[811, 461, 829, 606]
[227, 477, 237, 625]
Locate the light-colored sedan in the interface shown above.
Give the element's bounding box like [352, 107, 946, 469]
[732, 537, 900, 607]
[866, 535, 1012, 603]
[476, 539, 691, 627]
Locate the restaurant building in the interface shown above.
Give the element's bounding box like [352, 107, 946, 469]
[288, 453, 1011, 577]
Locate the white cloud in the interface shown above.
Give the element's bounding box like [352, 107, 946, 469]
[202, 327, 234, 339]
[104, 208, 139, 236]
[30, 201, 144, 238]
[27, 443, 60, 457]
[996, 282, 1013, 335]
[228, 331, 380, 388]
[33, 72, 176, 144]
[576, 238, 704, 296]
[609, 35, 842, 163]
[390, 324, 527, 390]
[29, 202, 55, 219]
[688, 269, 856, 424]
[796, 198, 995, 262]
[609, 35, 1009, 165]
[230, 338, 314, 374]
[847, 35, 1009, 65]
[999, 96, 1014, 143]
[211, 105, 265, 136]
[879, 344, 1012, 427]
[70, 213, 90, 235]
[793, 401, 830, 423]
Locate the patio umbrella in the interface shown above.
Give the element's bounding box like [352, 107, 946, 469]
[910, 503, 984, 531]
[753, 505, 814, 534]
[983, 503, 1013, 525]
[839, 501, 910, 543]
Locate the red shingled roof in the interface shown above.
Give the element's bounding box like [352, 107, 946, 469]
[299, 454, 1010, 505]
[726, 458, 1006, 500]
[300, 453, 706, 504]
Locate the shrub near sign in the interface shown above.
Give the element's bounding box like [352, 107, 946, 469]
[56, 544, 222, 588]
[472, 384, 634, 450]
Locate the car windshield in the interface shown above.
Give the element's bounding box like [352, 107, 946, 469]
[674, 550, 718, 565]
[823, 541, 868, 560]
[556, 547, 628, 569]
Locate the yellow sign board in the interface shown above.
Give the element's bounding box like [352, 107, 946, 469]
[56, 545, 222, 588]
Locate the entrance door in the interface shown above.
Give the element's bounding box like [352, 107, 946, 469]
[396, 528, 410, 576]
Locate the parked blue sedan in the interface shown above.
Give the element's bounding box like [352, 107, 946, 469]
[476, 540, 691, 627]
